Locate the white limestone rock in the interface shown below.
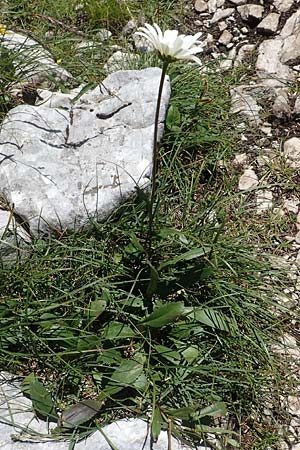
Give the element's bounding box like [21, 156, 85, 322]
[238, 168, 259, 191]
[256, 39, 293, 87]
[280, 9, 300, 65]
[257, 13, 280, 35]
[237, 4, 264, 26]
[208, 0, 225, 13]
[283, 137, 300, 168]
[272, 87, 291, 119]
[256, 190, 273, 213]
[234, 44, 256, 67]
[219, 47, 236, 70]
[293, 96, 300, 116]
[0, 373, 210, 450]
[218, 29, 233, 45]
[0, 68, 170, 236]
[230, 85, 262, 125]
[104, 51, 140, 73]
[0, 30, 73, 86]
[273, 0, 294, 13]
[228, 0, 246, 4]
[210, 8, 235, 24]
[194, 0, 208, 13]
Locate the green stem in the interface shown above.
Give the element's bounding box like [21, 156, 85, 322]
[147, 61, 169, 258]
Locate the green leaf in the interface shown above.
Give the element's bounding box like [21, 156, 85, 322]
[151, 407, 163, 442]
[102, 322, 135, 340]
[159, 247, 209, 269]
[166, 105, 181, 130]
[167, 405, 198, 420]
[76, 334, 99, 351]
[186, 307, 230, 332]
[60, 399, 103, 429]
[198, 402, 227, 419]
[86, 298, 106, 323]
[140, 302, 185, 328]
[109, 360, 144, 386]
[146, 263, 159, 299]
[153, 344, 181, 364]
[22, 375, 57, 420]
[132, 373, 147, 391]
[181, 346, 199, 363]
[226, 438, 240, 448]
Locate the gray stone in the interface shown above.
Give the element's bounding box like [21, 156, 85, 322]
[293, 96, 300, 116]
[0, 68, 170, 236]
[218, 29, 233, 45]
[272, 88, 291, 118]
[234, 44, 255, 67]
[256, 190, 273, 213]
[218, 21, 227, 31]
[283, 137, 300, 168]
[208, 0, 225, 13]
[219, 47, 236, 70]
[237, 4, 264, 25]
[210, 8, 235, 24]
[194, 0, 208, 13]
[0, 372, 210, 450]
[273, 0, 294, 13]
[228, 0, 246, 4]
[230, 85, 262, 125]
[257, 13, 280, 35]
[0, 30, 73, 87]
[256, 39, 293, 86]
[104, 51, 139, 74]
[281, 9, 300, 39]
[238, 168, 259, 191]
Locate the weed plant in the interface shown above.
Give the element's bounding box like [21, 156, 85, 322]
[0, 2, 296, 449]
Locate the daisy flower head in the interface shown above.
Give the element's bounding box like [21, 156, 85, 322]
[136, 23, 203, 65]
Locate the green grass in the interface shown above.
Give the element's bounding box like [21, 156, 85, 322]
[0, 1, 298, 449]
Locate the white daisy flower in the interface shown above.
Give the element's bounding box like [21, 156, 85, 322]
[136, 23, 203, 65]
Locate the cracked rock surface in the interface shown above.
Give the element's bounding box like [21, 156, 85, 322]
[0, 68, 170, 235]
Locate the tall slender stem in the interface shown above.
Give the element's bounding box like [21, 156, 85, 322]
[147, 61, 169, 257]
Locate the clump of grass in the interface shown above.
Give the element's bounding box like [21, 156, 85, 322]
[0, 55, 293, 449]
[0, 2, 297, 448]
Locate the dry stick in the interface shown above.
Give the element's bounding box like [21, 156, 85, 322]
[33, 14, 87, 37]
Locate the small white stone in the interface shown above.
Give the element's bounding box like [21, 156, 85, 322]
[234, 44, 255, 67]
[210, 8, 235, 24]
[293, 96, 300, 116]
[283, 137, 300, 168]
[256, 190, 273, 213]
[257, 13, 280, 34]
[295, 231, 300, 244]
[233, 153, 248, 165]
[219, 47, 236, 70]
[218, 29, 233, 45]
[208, 0, 225, 13]
[205, 33, 214, 45]
[228, 0, 246, 4]
[283, 197, 299, 214]
[260, 124, 272, 135]
[194, 0, 208, 13]
[218, 21, 228, 31]
[238, 168, 259, 190]
[273, 0, 294, 13]
[238, 4, 264, 23]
